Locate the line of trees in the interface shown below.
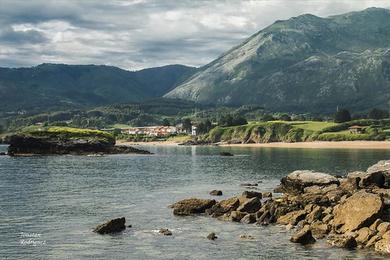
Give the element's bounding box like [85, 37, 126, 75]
[334, 108, 390, 123]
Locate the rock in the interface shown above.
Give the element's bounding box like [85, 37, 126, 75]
[327, 234, 357, 249]
[280, 170, 340, 194]
[242, 190, 262, 199]
[239, 234, 255, 240]
[240, 183, 258, 187]
[375, 238, 390, 254]
[207, 232, 217, 240]
[383, 230, 390, 240]
[305, 205, 323, 223]
[369, 219, 383, 230]
[0, 152, 6, 156]
[241, 214, 256, 224]
[209, 190, 223, 196]
[206, 197, 240, 217]
[159, 228, 172, 236]
[367, 160, 390, 187]
[7, 132, 152, 156]
[262, 192, 272, 198]
[171, 198, 216, 216]
[303, 184, 338, 194]
[339, 177, 359, 193]
[377, 222, 390, 235]
[237, 197, 262, 213]
[93, 217, 126, 234]
[277, 209, 307, 225]
[220, 152, 234, 156]
[332, 191, 383, 233]
[310, 221, 330, 238]
[290, 225, 316, 245]
[355, 227, 376, 245]
[228, 211, 247, 222]
[366, 234, 381, 248]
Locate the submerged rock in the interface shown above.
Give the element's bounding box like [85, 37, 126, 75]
[220, 152, 234, 156]
[159, 228, 172, 236]
[209, 190, 223, 196]
[207, 232, 217, 240]
[242, 191, 262, 199]
[332, 191, 383, 233]
[171, 198, 216, 216]
[94, 217, 126, 234]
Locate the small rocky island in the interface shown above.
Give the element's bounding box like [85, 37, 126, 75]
[6, 127, 151, 156]
[171, 160, 390, 255]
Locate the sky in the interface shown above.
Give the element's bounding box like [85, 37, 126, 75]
[0, 0, 389, 70]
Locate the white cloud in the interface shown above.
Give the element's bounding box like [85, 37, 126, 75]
[0, 0, 389, 70]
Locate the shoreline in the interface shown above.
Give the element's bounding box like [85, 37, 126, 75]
[118, 140, 390, 149]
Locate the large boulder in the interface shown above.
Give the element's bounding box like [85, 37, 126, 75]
[332, 191, 383, 233]
[280, 170, 339, 194]
[171, 198, 216, 216]
[277, 209, 307, 226]
[93, 217, 126, 234]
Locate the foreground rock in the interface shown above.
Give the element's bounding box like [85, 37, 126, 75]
[332, 191, 383, 233]
[170, 198, 216, 216]
[7, 128, 151, 156]
[170, 160, 390, 256]
[94, 217, 126, 234]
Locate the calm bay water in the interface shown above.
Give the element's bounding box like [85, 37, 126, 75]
[1, 144, 390, 259]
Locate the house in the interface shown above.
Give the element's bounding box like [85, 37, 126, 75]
[191, 125, 197, 136]
[348, 125, 364, 134]
[121, 126, 178, 137]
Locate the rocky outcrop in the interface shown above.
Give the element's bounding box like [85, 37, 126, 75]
[7, 130, 151, 156]
[170, 198, 216, 216]
[94, 217, 126, 234]
[170, 160, 390, 256]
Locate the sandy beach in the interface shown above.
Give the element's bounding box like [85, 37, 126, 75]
[118, 140, 390, 149]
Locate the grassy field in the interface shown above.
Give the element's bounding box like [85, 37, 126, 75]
[203, 119, 390, 143]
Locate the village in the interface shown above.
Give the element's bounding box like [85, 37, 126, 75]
[118, 125, 197, 137]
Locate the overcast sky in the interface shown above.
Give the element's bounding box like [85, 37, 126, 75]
[0, 0, 389, 70]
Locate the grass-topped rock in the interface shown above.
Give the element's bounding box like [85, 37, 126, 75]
[7, 127, 151, 155]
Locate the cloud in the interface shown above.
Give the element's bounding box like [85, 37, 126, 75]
[0, 0, 389, 70]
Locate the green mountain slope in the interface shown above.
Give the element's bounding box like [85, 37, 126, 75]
[0, 63, 196, 113]
[165, 8, 390, 113]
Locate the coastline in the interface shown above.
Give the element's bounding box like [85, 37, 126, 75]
[118, 140, 390, 149]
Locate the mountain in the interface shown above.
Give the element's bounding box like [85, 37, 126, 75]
[0, 63, 196, 113]
[165, 8, 390, 113]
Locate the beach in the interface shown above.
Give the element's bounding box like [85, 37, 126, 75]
[118, 140, 390, 149]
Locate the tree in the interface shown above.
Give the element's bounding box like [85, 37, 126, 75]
[162, 118, 170, 126]
[279, 114, 291, 121]
[368, 108, 389, 120]
[182, 118, 192, 133]
[334, 109, 351, 123]
[262, 114, 275, 122]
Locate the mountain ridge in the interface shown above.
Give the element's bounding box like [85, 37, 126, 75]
[0, 63, 196, 113]
[165, 7, 390, 112]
